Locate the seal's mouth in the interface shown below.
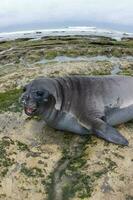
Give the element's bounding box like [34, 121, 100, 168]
[24, 107, 37, 116]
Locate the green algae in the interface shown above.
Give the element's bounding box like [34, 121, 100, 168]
[126, 195, 133, 200]
[16, 141, 30, 151]
[112, 152, 124, 159]
[0, 137, 15, 177]
[91, 69, 110, 75]
[92, 158, 117, 180]
[62, 174, 93, 200]
[21, 164, 44, 178]
[44, 51, 58, 59]
[0, 89, 22, 113]
[118, 68, 133, 76]
[45, 137, 95, 200]
[45, 133, 120, 200]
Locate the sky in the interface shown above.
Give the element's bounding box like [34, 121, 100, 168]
[0, 0, 133, 32]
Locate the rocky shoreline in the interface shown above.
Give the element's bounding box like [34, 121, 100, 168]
[0, 35, 133, 200]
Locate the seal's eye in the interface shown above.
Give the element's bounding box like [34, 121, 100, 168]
[23, 86, 26, 92]
[36, 91, 44, 97]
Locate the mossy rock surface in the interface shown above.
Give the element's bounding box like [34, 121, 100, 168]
[0, 35, 133, 66]
[0, 89, 22, 113]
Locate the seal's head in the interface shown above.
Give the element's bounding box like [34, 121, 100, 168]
[21, 81, 55, 117]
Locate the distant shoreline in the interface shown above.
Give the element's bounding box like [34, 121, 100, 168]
[0, 26, 133, 42]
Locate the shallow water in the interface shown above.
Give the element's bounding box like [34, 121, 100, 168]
[111, 64, 121, 75]
[34, 55, 133, 64]
[33, 55, 133, 75]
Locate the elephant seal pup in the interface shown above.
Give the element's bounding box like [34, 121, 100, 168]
[21, 76, 133, 146]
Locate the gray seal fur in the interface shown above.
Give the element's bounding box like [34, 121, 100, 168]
[21, 75, 133, 145]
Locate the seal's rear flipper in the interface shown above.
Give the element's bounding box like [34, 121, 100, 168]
[79, 117, 128, 146]
[93, 122, 129, 146]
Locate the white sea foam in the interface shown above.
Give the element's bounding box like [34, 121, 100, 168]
[0, 26, 132, 41]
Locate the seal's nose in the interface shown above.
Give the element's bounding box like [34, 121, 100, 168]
[20, 94, 29, 105]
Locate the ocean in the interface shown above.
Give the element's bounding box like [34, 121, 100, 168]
[0, 26, 133, 41]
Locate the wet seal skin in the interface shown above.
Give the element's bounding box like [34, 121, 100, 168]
[21, 75, 133, 146]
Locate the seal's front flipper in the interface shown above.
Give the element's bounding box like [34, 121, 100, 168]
[93, 120, 129, 146]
